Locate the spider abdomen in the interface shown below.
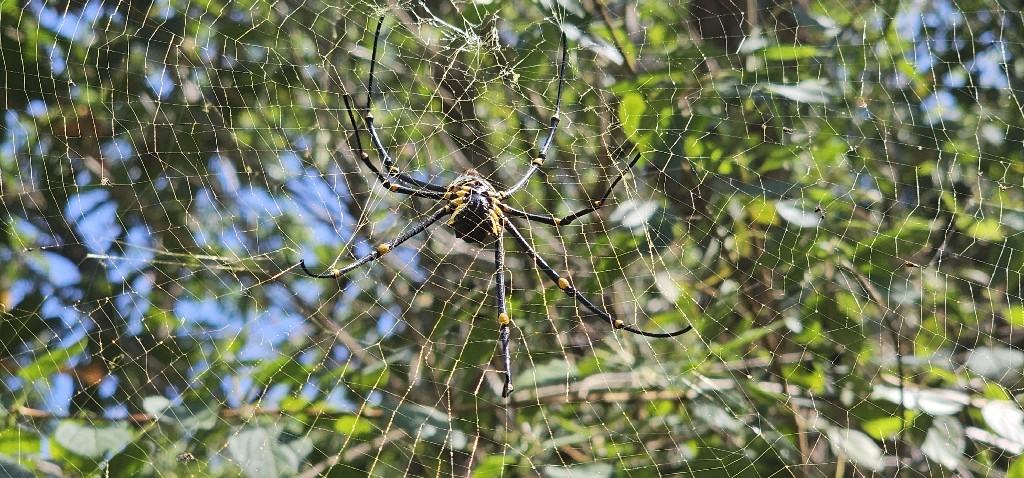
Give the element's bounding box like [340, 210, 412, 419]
[446, 171, 502, 244]
[448, 192, 501, 244]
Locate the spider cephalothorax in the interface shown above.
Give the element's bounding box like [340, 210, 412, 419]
[300, 18, 692, 399]
[445, 169, 503, 244]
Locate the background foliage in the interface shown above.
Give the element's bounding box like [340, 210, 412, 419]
[3, 0, 1024, 476]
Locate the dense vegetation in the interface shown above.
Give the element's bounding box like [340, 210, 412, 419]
[3, 0, 1023, 476]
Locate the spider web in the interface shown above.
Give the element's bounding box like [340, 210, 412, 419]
[2, 0, 1022, 476]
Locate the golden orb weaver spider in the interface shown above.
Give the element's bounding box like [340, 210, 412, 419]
[301, 18, 692, 398]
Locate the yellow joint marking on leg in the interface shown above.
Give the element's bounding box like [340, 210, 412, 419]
[333, 270, 342, 279]
[557, 277, 570, 290]
[455, 189, 469, 196]
[493, 206, 504, 216]
[376, 243, 391, 255]
[452, 197, 465, 205]
[551, 115, 560, 122]
[389, 166, 399, 174]
[613, 319, 624, 329]
[461, 185, 473, 191]
[532, 157, 544, 166]
[365, 113, 374, 122]
[388, 183, 399, 191]
[360, 152, 369, 160]
[552, 217, 561, 226]
[498, 312, 510, 325]
[593, 200, 603, 207]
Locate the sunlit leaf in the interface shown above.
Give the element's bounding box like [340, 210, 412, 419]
[826, 427, 884, 471]
[776, 200, 822, 228]
[760, 81, 834, 103]
[965, 347, 1024, 382]
[982, 402, 1024, 449]
[921, 416, 964, 469]
[543, 463, 614, 478]
[227, 427, 308, 478]
[53, 422, 133, 459]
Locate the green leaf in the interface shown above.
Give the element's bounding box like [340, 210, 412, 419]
[965, 218, 1004, 241]
[1008, 305, 1024, 328]
[760, 81, 833, 104]
[251, 355, 312, 387]
[385, 401, 468, 451]
[52, 421, 133, 459]
[334, 414, 375, 437]
[348, 361, 390, 392]
[618, 92, 646, 139]
[861, 416, 904, 440]
[471, 455, 508, 478]
[0, 429, 41, 456]
[761, 45, 822, 61]
[517, 359, 577, 392]
[710, 321, 784, 359]
[746, 198, 779, 225]
[1010, 456, 1024, 478]
[18, 338, 87, 381]
[104, 441, 153, 478]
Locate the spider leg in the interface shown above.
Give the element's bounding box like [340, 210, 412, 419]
[300, 206, 450, 279]
[500, 30, 568, 197]
[504, 220, 692, 338]
[500, 153, 643, 227]
[343, 94, 445, 200]
[364, 17, 448, 194]
[494, 227, 514, 398]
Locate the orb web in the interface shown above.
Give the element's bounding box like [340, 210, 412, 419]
[2, 1, 1021, 476]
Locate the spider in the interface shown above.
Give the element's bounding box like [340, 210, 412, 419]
[301, 18, 692, 398]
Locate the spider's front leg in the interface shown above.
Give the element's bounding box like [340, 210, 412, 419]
[501, 153, 644, 227]
[361, 17, 448, 195]
[342, 95, 445, 200]
[501, 31, 568, 198]
[300, 206, 450, 279]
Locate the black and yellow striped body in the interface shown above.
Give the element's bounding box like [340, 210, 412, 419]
[445, 169, 504, 244]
